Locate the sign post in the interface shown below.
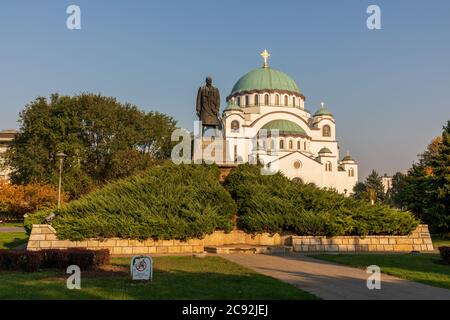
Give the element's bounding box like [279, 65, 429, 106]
[130, 256, 153, 281]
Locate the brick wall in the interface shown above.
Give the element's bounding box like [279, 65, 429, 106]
[27, 225, 287, 254]
[27, 224, 434, 254]
[290, 225, 434, 252]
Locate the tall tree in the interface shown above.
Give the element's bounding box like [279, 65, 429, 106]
[353, 170, 385, 204]
[388, 122, 450, 233]
[365, 170, 385, 203]
[425, 122, 450, 232]
[7, 93, 177, 198]
[387, 172, 408, 208]
[352, 182, 367, 200]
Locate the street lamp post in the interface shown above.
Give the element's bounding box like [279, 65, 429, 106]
[55, 152, 67, 209]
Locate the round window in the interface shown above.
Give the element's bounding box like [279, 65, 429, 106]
[293, 160, 302, 169]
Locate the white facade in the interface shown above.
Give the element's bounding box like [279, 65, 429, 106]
[381, 175, 393, 194]
[215, 60, 358, 195]
[0, 130, 16, 182]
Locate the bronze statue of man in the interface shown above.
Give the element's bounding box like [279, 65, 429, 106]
[196, 76, 221, 131]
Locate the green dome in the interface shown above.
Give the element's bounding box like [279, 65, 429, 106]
[224, 100, 241, 111]
[314, 106, 333, 117]
[318, 147, 332, 154]
[260, 120, 307, 136]
[231, 67, 301, 95]
[342, 155, 354, 161]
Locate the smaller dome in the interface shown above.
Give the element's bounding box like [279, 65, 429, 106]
[314, 102, 333, 117]
[318, 147, 332, 154]
[224, 100, 241, 112]
[261, 120, 306, 136]
[342, 155, 354, 162]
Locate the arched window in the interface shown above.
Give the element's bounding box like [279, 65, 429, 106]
[289, 140, 293, 149]
[292, 177, 303, 184]
[323, 125, 331, 137]
[325, 161, 332, 172]
[264, 94, 269, 105]
[284, 95, 289, 106]
[297, 140, 301, 149]
[279, 139, 284, 149]
[348, 168, 354, 177]
[231, 120, 240, 133]
[275, 94, 280, 106]
[292, 96, 296, 107]
[245, 95, 250, 106]
[254, 94, 259, 106]
[237, 97, 241, 107]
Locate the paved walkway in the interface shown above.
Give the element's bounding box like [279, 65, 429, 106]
[222, 253, 450, 300]
[0, 227, 25, 233]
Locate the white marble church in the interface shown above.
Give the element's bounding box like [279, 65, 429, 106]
[198, 50, 358, 195]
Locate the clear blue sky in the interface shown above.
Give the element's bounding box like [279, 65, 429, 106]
[0, 0, 449, 179]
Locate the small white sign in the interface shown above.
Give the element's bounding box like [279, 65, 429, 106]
[130, 256, 153, 281]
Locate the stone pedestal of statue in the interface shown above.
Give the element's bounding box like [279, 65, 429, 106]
[192, 136, 228, 165]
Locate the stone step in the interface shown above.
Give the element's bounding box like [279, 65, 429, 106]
[204, 245, 293, 255]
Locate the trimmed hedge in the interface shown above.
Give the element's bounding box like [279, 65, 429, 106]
[0, 250, 41, 272]
[439, 246, 450, 264]
[40, 249, 110, 270]
[0, 249, 109, 272]
[26, 163, 236, 241]
[224, 164, 419, 236]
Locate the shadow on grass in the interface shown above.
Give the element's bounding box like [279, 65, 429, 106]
[4, 237, 28, 249]
[0, 233, 28, 249]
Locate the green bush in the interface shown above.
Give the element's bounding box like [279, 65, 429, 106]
[224, 164, 419, 236]
[42, 163, 236, 241]
[24, 209, 53, 235]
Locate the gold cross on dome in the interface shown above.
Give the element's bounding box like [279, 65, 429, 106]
[260, 49, 270, 68]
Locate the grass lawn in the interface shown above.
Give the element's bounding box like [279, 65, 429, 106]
[0, 232, 28, 249]
[310, 253, 450, 290]
[0, 256, 317, 300]
[432, 235, 450, 248]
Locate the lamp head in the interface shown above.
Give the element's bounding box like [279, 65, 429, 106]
[55, 152, 67, 161]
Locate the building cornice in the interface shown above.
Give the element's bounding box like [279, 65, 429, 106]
[226, 89, 306, 102]
[243, 111, 311, 131]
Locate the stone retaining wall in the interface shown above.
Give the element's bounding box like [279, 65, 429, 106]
[290, 225, 434, 252]
[27, 225, 287, 255]
[27, 224, 434, 254]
